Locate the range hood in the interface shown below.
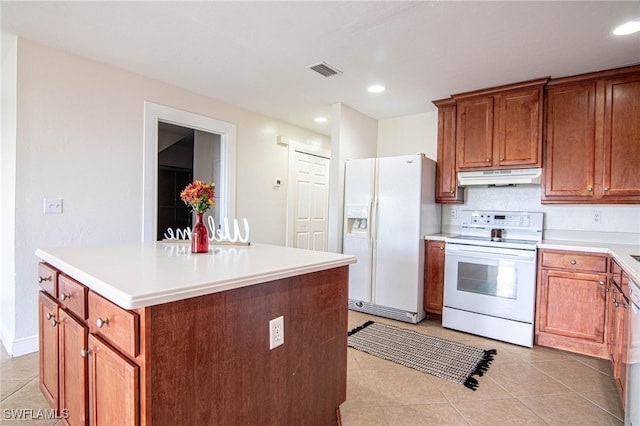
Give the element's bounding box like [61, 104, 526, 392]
[457, 168, 542, 186]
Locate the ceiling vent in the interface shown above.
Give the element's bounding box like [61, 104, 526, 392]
[306, 62, 343, 78]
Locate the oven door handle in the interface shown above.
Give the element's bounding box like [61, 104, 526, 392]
[446, 247, 536, 261]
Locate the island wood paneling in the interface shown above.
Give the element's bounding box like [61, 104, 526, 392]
[146, 266, 348, 425]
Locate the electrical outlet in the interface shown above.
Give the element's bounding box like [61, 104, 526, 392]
[592, 210, 602, 225]
[450, 208, 458, 220]
[269, 316, 284, 350]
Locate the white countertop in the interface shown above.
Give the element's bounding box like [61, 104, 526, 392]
[36, 242, 357, 310]
[425, 233, 640, 284]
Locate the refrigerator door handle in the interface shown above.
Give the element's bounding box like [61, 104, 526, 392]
[371, 195, 379, 248]
[367, 195, 374, 247]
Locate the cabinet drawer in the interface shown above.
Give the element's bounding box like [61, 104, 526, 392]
[89, 292, 139, 359]
[540, 250, 608, 273]
[58, 275, 88, 320]
[38, 263, 58, 298]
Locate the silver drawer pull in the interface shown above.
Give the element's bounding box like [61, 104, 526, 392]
[80, 349, 91, 358]
[570, 260, 577, 265]
[96, 317, 109, 328]
[38, 276, 51, 283]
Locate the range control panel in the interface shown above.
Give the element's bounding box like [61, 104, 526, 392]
[462, 210, 543, 231]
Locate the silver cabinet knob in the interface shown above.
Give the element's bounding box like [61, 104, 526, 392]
[485, 158, 490, 162]
[80, 349, 91, 358]
[46, 313, 53, 320]
[499, 157, 504, 161]
[570, 260, 577, 265]
[38, 276, 50, 283]
[96, 318, 109, 328]
[439, 246, 444, 250]
[604, 187, 609, 191]
[587, 187, 593, 192]
[51, 319, 59, 327]
[599, 280, 605, 286]
[60, 293, 69, 301]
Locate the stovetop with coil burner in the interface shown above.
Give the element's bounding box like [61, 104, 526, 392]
[447, 210, 544, 251]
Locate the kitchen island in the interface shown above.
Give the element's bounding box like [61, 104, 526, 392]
[36, 242, 356, 425]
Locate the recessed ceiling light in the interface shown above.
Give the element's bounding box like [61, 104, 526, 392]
[612, 19, 640, 36]
[367, 85, 386, 93]
[314, 116, 328, 123]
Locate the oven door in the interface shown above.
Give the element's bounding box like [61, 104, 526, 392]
[444, 243, 537, 323]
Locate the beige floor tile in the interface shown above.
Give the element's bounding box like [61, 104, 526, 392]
[340, 405, 389, 426]
[0, 353, 39, 381]
[519, 393, 623, 425]
[343, 369, 381, 408]
[364, 363, 448, 405]
[489, 362, 572, 397]
[569, 352, 615, 376]
[436, 376, 511, 402]
[0, 378, 58, 425]
[453, 398, 547, 426]
[532, 359, 618, 392]
[0, 379, 31, 401]
[382, 403, 470, 426]
[580, 389, 625, 421]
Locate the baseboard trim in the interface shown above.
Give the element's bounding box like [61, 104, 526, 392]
[2, 333, 38, 357]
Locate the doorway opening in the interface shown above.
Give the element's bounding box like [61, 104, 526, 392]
[143, 102, 236, 242]
[156, 122, 221, 240]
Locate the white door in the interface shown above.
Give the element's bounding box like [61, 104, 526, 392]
[292, 151, 330, 251]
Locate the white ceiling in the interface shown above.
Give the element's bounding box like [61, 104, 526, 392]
[2, 1, 639, 136]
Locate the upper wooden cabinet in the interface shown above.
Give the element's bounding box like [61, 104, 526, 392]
[433, 98, 463, 203]
[453, 78, 548, 171]
[542, 65, 640, 204]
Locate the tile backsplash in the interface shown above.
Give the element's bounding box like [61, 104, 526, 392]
[441, 185, 640, 245]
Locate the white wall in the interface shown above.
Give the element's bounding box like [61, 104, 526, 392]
[377, 111, 438, 161]
[328, 103, 378, 253]
[1, 34, 18, 354]
[2, 38, 329, 355]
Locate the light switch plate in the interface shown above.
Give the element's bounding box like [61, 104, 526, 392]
[44, 198, 63, 214]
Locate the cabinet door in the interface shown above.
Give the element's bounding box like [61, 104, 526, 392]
[602, 74, 640, 201]
[542, 81, 597, 202]
[38, 291, 59, 411]
[435, 100, 463, 203]
[423, 241, 445, 314]
[537, 269, 607, 344]
[495, 88, 542, 167]
[456, 96, 494, 169]
[88, 335, 139, 426]
[59, 310, 88, 426]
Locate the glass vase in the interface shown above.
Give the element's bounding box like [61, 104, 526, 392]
[191, 212, 209, 253]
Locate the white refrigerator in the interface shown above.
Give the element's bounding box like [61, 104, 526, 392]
[343, 154, 440, 324]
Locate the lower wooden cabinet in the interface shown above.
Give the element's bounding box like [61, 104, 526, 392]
[88, 334, 139, 425]
[607, 265, 630, 406]
[38, 292, 59, 411]
[59, 309, 88, 426]
[424, 240, 445, 315]
[39, 262, 348, 425]
[535, 250, 609, 358]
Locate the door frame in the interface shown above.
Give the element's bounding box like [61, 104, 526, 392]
[142, 102, 237, 242]
[285, 143, 331, 248]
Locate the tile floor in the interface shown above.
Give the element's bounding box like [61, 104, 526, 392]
[342, 311, 624, 425]
[0, 310, 624, 425]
